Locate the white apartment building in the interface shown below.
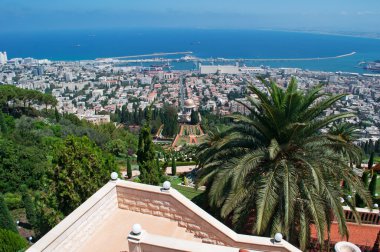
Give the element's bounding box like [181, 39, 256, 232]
[0, 51, 7, 64]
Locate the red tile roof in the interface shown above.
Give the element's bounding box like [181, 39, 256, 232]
[311, 222, 379, 248]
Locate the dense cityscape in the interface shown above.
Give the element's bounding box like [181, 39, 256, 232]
[1, 54, 380, 142]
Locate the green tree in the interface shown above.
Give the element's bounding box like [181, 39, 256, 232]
[171, 155, 177, 176]
[37, 136, 117, 226]
[0, 112, 7, 134]
[54, 107, 60, 123]
[190, 110, 199, 125]
[21, 185, 37, 228]
[368, 152, 375, 169]
[328, 122, 362, 166]
[196, 77, 371, 250]
[369, 173, 378, 197]
[0, 228, 28, 252]
[42, 94, 58, 112]
[375, 140, 380, 153]
[105, 139, 127, 157]
[137, 108, 161, 185]
[0, 139, 50, 192]
[362, 171, 370, 188]
[127, 156, 132, 179]
[161, 105, 179, 137]
[0, 195, 17, 233]
[356, 171, 371, 207]
[156, 156, 160, 172]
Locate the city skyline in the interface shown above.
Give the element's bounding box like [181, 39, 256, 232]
[1, 0, 380, 32]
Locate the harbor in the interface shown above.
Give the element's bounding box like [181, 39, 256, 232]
[98, 51, 357, 64]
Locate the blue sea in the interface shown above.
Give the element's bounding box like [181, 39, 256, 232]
[1, 28, 380, 73]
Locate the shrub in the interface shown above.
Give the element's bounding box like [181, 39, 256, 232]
[0, 195, 17, 233]
[0, 228, 28, 252]
[3, 193, 23, 210]
[21, 185, 37, 228]
[176, 161, 196, 166]
[132, 177, 141, 183]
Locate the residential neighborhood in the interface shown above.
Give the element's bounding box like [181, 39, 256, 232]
[1, 56, 379, 142]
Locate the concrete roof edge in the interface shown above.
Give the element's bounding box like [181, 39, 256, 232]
[26, 181, 117, 252]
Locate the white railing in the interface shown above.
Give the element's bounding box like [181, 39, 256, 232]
[342, 206, 380, 225]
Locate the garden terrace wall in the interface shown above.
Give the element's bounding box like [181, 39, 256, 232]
[27, 183, 118, 252]
[116, 180, 300, 252]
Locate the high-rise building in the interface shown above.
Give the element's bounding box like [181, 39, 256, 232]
[0, 51, 8, 64]
[37, 65, 44, 76]
[32, 66, 45, 76]
[65, 72, 73, 82]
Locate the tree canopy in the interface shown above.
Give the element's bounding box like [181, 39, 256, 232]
[196, 77, 371, 250]
[137, 108, 162, 185]
[0, 85, 57, 113]
[0, 228, 28, 252]
[44, 136, 116, 215]
[161, 105, 179, 137]
[0, 195, 17, 233]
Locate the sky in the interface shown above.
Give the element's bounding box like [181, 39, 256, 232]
[1, 0, 380, 32]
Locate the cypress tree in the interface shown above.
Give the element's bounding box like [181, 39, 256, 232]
[127, 156, 132, 179]
[156, 156, 160, 172]
[21, 185, 37, 228]
[54, 107, 60, 123]
[364, 142, 369, 154]
[368, 152, 375, 169]
[369, 139, 375, 153]
[362, 171, 370, 188]
[0, 195, 17, 233]
[375, 140, 380, 153]
[369, 173, 378, 198]
[137, 107, 160, 185]
[356, 171, 370, 207]
[190, 110, 199, 125]
[172, 154, 177, 176]
[121, 105, 126, 123]
[0, 112, 7, 134]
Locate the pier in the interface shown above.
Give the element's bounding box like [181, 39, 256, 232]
[96, 51, 193, 60]
[109, 51, 357, 63]
[230, 51, 357, 61]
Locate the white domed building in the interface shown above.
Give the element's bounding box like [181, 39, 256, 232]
[178, 98, 198, 123]
[184, 99, 196, 113]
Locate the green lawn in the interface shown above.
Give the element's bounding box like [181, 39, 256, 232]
[169, 177, 203, 200]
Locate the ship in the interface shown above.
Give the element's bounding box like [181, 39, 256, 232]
[149, 63, 172, 70]
[360, 60, 380, 71]
[179, 55, 198, 61]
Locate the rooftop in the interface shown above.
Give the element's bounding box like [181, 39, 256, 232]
[27, 179, 301, 252]
[184, 98, 196, 108]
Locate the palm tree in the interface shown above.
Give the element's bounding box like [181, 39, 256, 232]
[196, 77, 372, 250]
[327, 122, 363, 166]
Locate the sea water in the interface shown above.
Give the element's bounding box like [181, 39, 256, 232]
[1, 28, 380, 73]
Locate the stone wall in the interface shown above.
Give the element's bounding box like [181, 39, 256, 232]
[116, 185, 293, 252]
[117, 186, 225, 245]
